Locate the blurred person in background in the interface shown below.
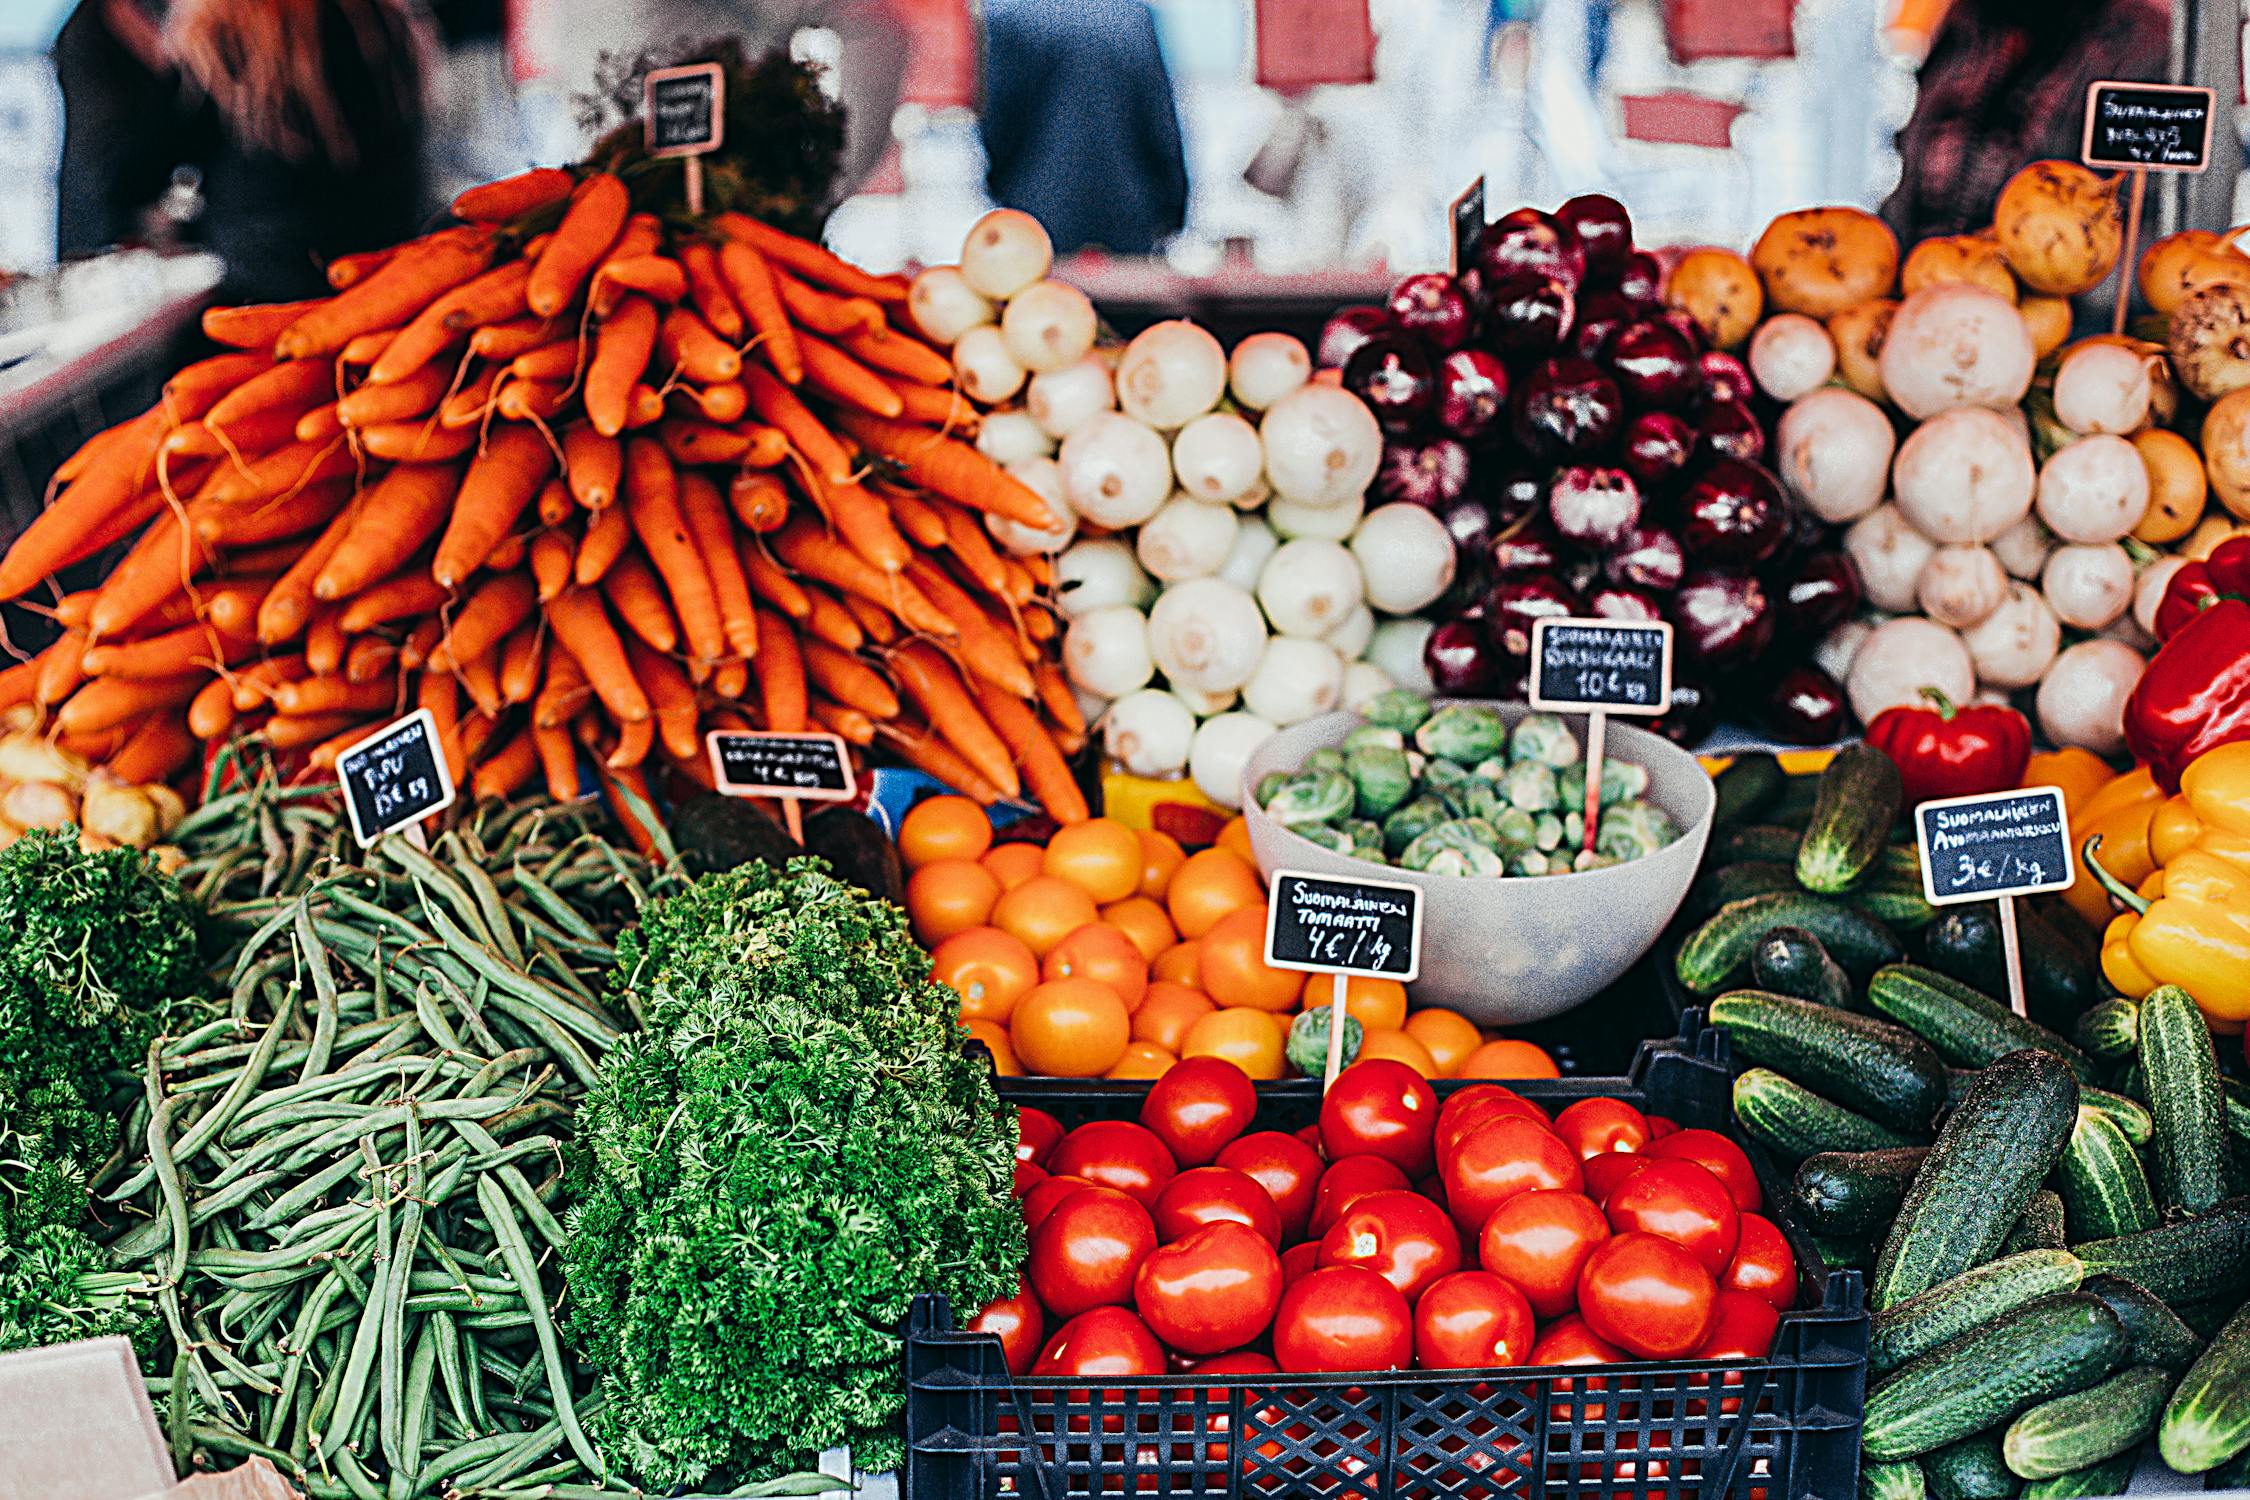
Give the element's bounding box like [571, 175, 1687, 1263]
[981, 0, 1188, 256]
[53, 0, 432, 301]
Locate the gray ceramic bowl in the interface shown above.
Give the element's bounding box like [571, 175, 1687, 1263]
[1240, 702, 1715, 1024]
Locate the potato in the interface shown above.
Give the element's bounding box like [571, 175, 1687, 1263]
[150, 845, 187, 877]
[1902, 234, 2017, 303]
[1665, 248, 1763, 348]
[2, 779, 77, 831]
[1827, 299, 1896, 401]
[1752, 208, 1899, 318]
[1994, 161, 2120, 296]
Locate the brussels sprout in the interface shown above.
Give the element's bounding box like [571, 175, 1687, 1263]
[1268, 771, 1355, 827]
[1339, 818, 1385, 856]
[1288, 1007, 1362, 1077]
[1295, 823, 1355, 854]
[1255, 771, 1293, 808]
[1415, 703, 1511, 765]
[1534, 813, 1564, 851]
[1346, 745, 1415, 820]
[1361, 690, 1433, 735]
[1423, 845, 1506, 877]
[1573, 850, 1620, 872]
[1499, 760, 1560, 813]
[1401, 820, 1506, 876]
[1471, 756, 1510, 781]
[1461, 778, 1506, 823]
[1509, 713, 1581, 769]
[1563, 810, 1585, 848]
[1382, 796, 1449, 856]
[1304, 747, 1348, 775]
[1406, 751, 1428, 777]
[1510, 849, 1553, 877]
[1596, 799, 1680, 861]
[1490, 807, 1539, 851]
[1342, 724, 1407, 753]
[1561, 759, 1651, 806]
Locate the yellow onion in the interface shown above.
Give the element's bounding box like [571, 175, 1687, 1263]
[2169, 282, 2250, 401]
[1664, 248, 1764, 348]
[1903, 233, 2018, 303]
[1826, 299, 1897, 402]
[1994, 161, 2121, 296]
[1752, 207, 1900, 318]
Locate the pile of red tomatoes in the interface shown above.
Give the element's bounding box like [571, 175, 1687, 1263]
[972, 1056, 1799, 1382]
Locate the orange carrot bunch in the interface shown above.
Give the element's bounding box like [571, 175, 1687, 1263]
[0, 167, 1090, 825]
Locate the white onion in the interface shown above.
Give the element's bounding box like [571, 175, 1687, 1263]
[2135, 556, 2188, 636]
[2103, 612, 2158, 652]
[1748, 313, 1837, 402]
[1990, 514, 2056, 580]
[1063, 603, 1155, 698]
[1000, 279, 1097, 374]
[1777, 388, 1893, 523]
[1026, 355, 1116, 442]
[1878, 283, 2037, 419]
[1116, 320, 1228, 429]
[1229, 332, 1312, 411]
[1104, 688, 1195, 777]
[1266, 492, 1365, 541]
[1960, 583, 2060, 688]
[951, 325, 1026, 405]
[1053, 537, 1152, 617]
[2041, 542, 2135, 629]
[1341, 660, 1396, 709]
[2035, 639, 2144, 755]
[1242, 637, 1345, 726]
[1846, 616, 1975, 723]
[1191, 711, 1279, 808]
[1170, 683, 1238, 716]
[1350, 503, 1456, 614]
[1324, 603, 1376, 659]
[907, 265, 994, 345]
[1218, 516, 1280, 593]
[976, 409, 1054, 466]
[1172, 413, 1266, 504]
[1260, 384, 1383, 507]
[1147, 577, 1269, 693]
[2052, 342, 2152, 435]
[1366, 618, 1435, 696]
[1058, 411, 1172, 528]
[1893, 407, 2036, 543]
[988, 455, 1077, 555]
[959, 209, 1052, 301]
[1135, 496, 1239, 582]
[1917, 545, 2009, 628]
[1257, 538, 1364, 638]
[2036, 434, 2151, 543]
[1845, 505, 1940, 613]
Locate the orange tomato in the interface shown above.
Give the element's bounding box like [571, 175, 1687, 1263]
[1152, 940, 1203, 986]
[1133, 981, 1216, 1052]
[930, 926, 1039, 1023]
[990, 875, 1101, 957]
[1403, 1009, 1483, 1077]
[981, 841, 1045, 892]
[1105, 1041, 1177, 1079]
[1136, 827, 1186, 899]
[1043, 818, 1143, 904]
[962, 1017, 1019, 1075]
[1181, 1006, 1286, 1080]
[1167, 848, 1263, 939]
[1011, 977, 1131, 1077]
[1458, 1038, 1561, 1079]
[1216, 816, 1255, 863]
[1100, 896, 1177, 962]
[1357, 1028, 1438, 1076]
[898, 794, 991, 868]
[1043, 923, 1149, 1011]
[905, 859, 1000, 946]
[1297, 972, 1408, 1031]
[1196, 905, 1300, 1012]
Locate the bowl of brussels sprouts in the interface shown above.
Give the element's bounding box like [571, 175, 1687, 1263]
[1240, 693, 1715, 1022]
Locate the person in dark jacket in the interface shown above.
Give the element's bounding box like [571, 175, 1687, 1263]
[980, 0, 1189, 256]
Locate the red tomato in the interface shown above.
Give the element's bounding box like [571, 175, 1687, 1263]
[1014, 1159, 1048, 1197]
[1645, 1128, 1761, 1211]
[1603, 1158, 1741, 1276]
[1133, 1221, 1285, 1355]
[1034, 1305, 1167, 1377]
[1476, 1188, 1610, 1319]
[1215, 1131, 1325, 1244]
[1279, 1240, 1322, 1286]
[1194, 1350, 1279, 1377]
[1047, 1120, 1180, 1207]
[1021, 1173, 1094, 1230]
[1019, 1106, 1065, 1166]
[1530, 1311, 1626, 1367]
[1647, 1114, 1681, 1139]
[1183, 1351, 1282, 1462]
[1413, 1270, 1535, 1369]
[1552, 1097, 1653, 1160]
[1139, 1056, 1258, 1167]
[1580, 1151, 1652, 1206]
[1441, 1115, 1584, 1238]
[1027, 1185, 1159, 1317]
[1153, 1166, 1284, 1247]
[1722, 1213, 1797, 1311]
[1695, 1289, 1781, 1361]
[1317, 1190, 1463, 1305]
[1270, 1265, 1413, 1374]
[1308, 1154, 1412, 1238]
[1294, 1122, 1325, 1154]
[1576, 1231, 1718, 1359]
[1318, 1060, 1439, 1177]
[968, 1275, 1046, 1375]
[1435, 1086, 1547, 1170]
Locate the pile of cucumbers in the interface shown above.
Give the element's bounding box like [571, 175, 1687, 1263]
[1678, 749, 2250, 1500]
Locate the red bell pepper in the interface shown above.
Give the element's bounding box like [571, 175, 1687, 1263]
[2154, 536, 2250, 640]
[1865, 687, 2031, 806]
[2126, 595, 2250, 792]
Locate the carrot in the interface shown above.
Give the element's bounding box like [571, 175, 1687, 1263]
[230, 655, 308, 710]
[716, 240, 800, 384]
[803, 590, 866, 651]
[191, 477, 351, 546]
[36, 632, 87, 707]
[428, 571, 537, 672]
[798, 335, 903, 417]
[874, 717, 1006, 803]
[974, 677, 1089, 822]
[304, 607, 345, 676]
[535, 645, 590, 729]
[276, 228, 495, 359]
[166, 405, 315, 466]
[527, 173, 629, 319]
[843, 325, 953, 387]
[53, 725, 130, 763]
[673, 382, 748, 425]
[433, 424, 555, 587]
[770, 518, 953, 637]
[489, 534, 528, 572]
[1035, 661, 1086, 740]
[84, 615, 257, 679]
[0, 650, 46, 714]
[678, 241, 743, 340]
[931, 498, 1011, 599]
[294, 403, 345, 444]
[345, 635, 398, 684]
[660, 308, 741, 385]
[840, 590, 897, 645]
[338, 570, 447, 632]
[730, 469, 790, 531]
[191, 438, 354, 506]
[500, 624, 542, 705]
[456, 705, 501, 766]
[908, 559, 1035, 697]
[894, 382, 978, 432]
[202, 299, 327, 350]
[325, 247, 393, 290]
[679, 471, 759, 658]
[264, 711, 363, 752]
[492, 378, 571, 427]
[370, 259, 531, 384]
[533, 722, 582, 800]
[575, 500, 631, 585]
[716, 212, 907, 302]
[86, 511, 199, 641]
[470, 317, 559, 360]
[833, 411, 1057, 529]
[0, 424, 162, 598]
[602, 214, 663, 268]
[741, 539, 811, 618]
[802, 639, 900, 717]
[48, 591, 95, 632]
[108, 711, 201, 784]
[547, 586, 650, 723]
[594, 255, 687, 309]
[163, 353, 278, 424]
[401, 617, 444, 669]
[623, 439, 724, 665]
[562, 426, 622, 510]
[752, 609, 808, 733]
[187, 675, 238, 739]
[602, 551, 679, 654]
[812, 474, 912, 573]
[535, 477, 574, 529]
[271, 675, 397, 717]
[742, 368, 851, 483]
[258, 496, 364, 645]
[314, 461, 464, 601]
[359, 419, 478, 463]
[56, 672, 208, 736]
[452, 167, 575, 222]
[773, 269, 885, 337]
[338, 331, 396, 366]
[622, 636, 699, 761]
[889, 641, 1019, 796]
[624, 384, 666, 429]
[585, 296, 660, 437]
[418, 671, 465, 785]
[509, 342, 581, 384]
[469, 726, 540, 799]
[456, 640, 504, 716]
[811, 700, 876, 745]
[657, 419, 758, 467]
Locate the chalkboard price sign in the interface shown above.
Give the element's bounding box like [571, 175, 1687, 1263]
[1528, 618, 1673, 715]
[644, 62, 725, 158]
[1264, 870, 1423, 982]
[336, 709, 456, 846]
[707, 730, 857, 801]
[1916, 786, 2076, 905]
[2083, 81, 2213, 172]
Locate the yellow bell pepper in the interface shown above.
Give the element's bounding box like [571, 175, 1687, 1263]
[2026, 746, 2117, 821]
[2065, 768, 2165, 929]
[2148, 793, 2250, 872]
[2181, 741, 2250, 837]
[2089, 845, 2250, 1023]
[2101, 913, 2160, 997]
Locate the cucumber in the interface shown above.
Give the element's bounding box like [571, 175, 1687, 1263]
[2225, 1078, 2250, 1148]
[1945, 1068, 1977, 1107]
[1862, 1293, 2129, 1461]
[1716, 823, 1804, 864]
[2019, 1452, 2135, 1499]
[1714, 752, 1786, 830]
[2209, 1443, 2250, 1493]
[2157, 1297, 2250, 1473]
[1868, 1248, 2085, 1375]
[1811, 1233, 1874, 1269]
[1872, 1049, 2079, 1310]
[1732, 1068, 1922, 1160]
[1920, 902, 2098, 1032]
[1850, 881, 1939, 930]
[1865, 965, 2098, 1083]
[1692, 860, 1799, 917]
[1772, 773, 1824, 826]
[1708, 990, 1948, 1130]
[2003, 1189, 2067, 1254]
[1677, 892, 1905, 993]
[1793, 1147, 1930, 1236]
[2003, 1364, 2174, 1480]
[2076, 1088, 2152, 1149]
[2078, 1274, 2203, 1372]
[2136, 985, 2225, 1213]
[2072, 999, 2138, 1065]
[1752, 926, 1859, 1011]
[2177, 1295, 2243, 1339]
[1796, 743, 1902, 893]
[1923, 1432, 2020, 1500]
[2056, 1108, 2156, 1241]
[1863, 1460, 1927, 1500]
[2070, 1198, 2250, 1306]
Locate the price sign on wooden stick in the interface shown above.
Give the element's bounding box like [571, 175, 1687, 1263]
[1264, 870, 1423, 1089]
[336, 709, 455, 848]
[707, 729, 855, 845]
[1528, 618, 1672, 855]
[1915, 786, 2076, 1017]
[645, 61, 726, 215]
[2083, 80, 2213, 334]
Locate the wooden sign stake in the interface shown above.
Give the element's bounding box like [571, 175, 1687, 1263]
[684, 156, 705, 217]
[2114, 169, 2147, 336]
[1581, 710, 1608, 855]
[1323, 972, 1350, 1091]
[782, 797, 804, 847]
[1997, 894, 2027, 1017]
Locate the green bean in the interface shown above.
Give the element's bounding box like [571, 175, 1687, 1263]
[507, 866, 601, 944]
[395, 1315, 439, 1496]
[462, 1048, 549, 1098]
[164, 1015, 258, 1062]
[313, 1148, 390, 1462]
[262, 1265, 354, 1450]
[475, 1175, 601, 1477]
[448, 1414, 567, 1494]
[419, 901, 616, 1048]
[452, 846, 526, 970]
[173, 990, 296, 1162]
[462, 1315, 492, 1435]
[249, 1150, 367, 1232]
[147, 1094, 194, 1284]
[384, 839, 501, 951]
[377, 1109, 428, 1478]
[429, 1307, 473, 1441]
[330, 1443, 387, 1500]
[296, 898, 342, 1083]
[196, 1314, 282, 1397]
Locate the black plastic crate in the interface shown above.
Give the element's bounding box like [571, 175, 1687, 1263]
[905, 1020, 1869, 1500]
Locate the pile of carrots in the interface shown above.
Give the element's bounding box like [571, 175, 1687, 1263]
[0, 165, 1092, 830]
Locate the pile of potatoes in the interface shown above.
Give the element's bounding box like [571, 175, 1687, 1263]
[0, 708, 186, 868]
